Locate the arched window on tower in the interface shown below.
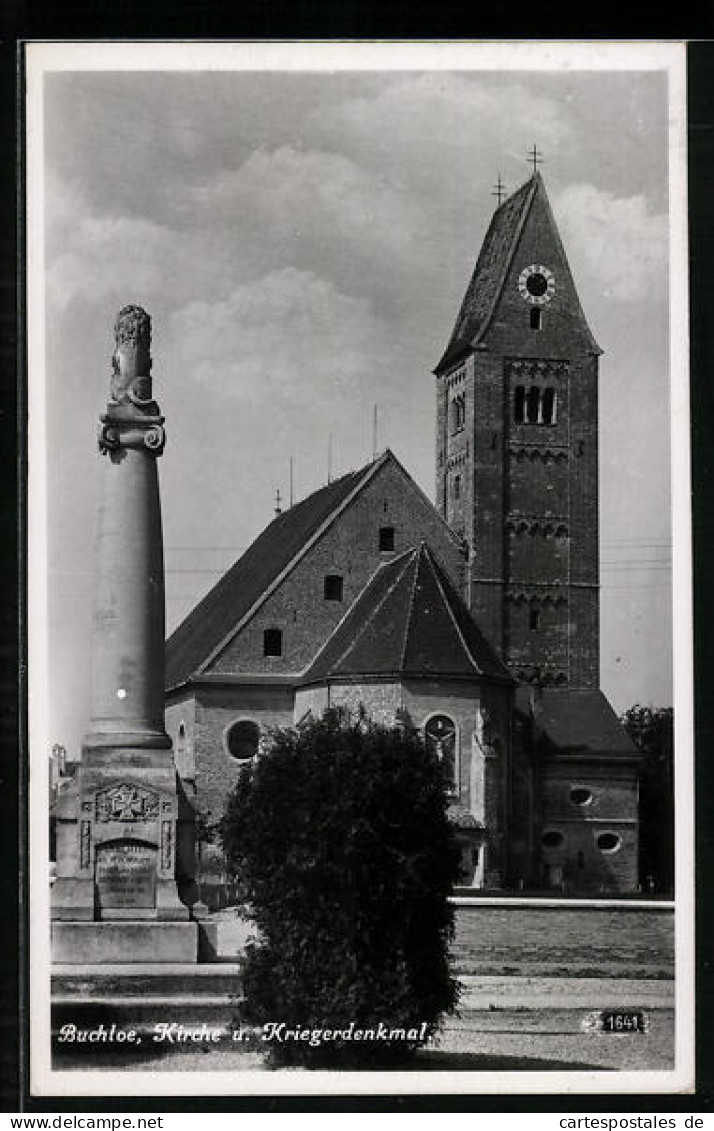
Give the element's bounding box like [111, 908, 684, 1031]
[450, 393, 465, 434]
[514, 386, 526, 424]
[527, 386, 541, 424]
[542, 387, 557, 424]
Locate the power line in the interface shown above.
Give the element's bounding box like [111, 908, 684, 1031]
[166, 568, 232, 575]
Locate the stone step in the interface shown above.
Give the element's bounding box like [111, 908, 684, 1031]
[51, 961, 245, 1034]
[52, 963, 243, 998]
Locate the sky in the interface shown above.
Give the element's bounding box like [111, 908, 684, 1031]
[33, 50, 679, 758]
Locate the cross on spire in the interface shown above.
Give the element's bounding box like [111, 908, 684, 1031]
[491, 173, 506, 206]
[528, 143, 542, 175]
[275, 488, 282, 515]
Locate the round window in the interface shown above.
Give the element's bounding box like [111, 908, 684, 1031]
[570, 787, 593, 806]
[225, 720, 260, 762]
[541, 830, 564, 849]
[596, 832, 621, 854]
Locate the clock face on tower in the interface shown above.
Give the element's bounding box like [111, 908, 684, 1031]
[518, 264, 556, 306]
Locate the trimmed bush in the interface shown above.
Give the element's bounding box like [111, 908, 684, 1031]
[221, 708, 461, 1067]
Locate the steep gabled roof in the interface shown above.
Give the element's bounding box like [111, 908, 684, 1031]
[166, 448, 466, 692]
[435, 176, 536, 373]
[515, 687, 639, 759]
[166, 457, 383, 691]
[301, 543, 512, 686]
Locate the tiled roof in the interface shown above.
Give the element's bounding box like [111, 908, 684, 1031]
[515, 687, 639, 758]
[301, 543, 512, 685]
[435, 175, 537, 373]
[165, 457, 384, 690]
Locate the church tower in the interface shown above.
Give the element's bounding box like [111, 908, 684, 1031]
[435, 171, 601, 688]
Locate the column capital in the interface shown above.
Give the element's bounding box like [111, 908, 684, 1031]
[98, 413, 166, 457]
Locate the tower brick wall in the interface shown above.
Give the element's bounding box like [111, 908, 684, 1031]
[435, 175, 601, 688]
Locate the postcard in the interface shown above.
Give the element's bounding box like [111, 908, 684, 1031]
[25, 40, 693, 1098]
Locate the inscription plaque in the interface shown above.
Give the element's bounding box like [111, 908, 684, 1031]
[95, 840, 157, 910]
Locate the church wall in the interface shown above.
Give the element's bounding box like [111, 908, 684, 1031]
[506, 595, 569, 685]
[165, 695, 197, 786]
[401, 678, 512, 889]
[508, 715, 536, 887]
[568, 588, 600, 688]
[325, 680, 402, 726]
[208, 459, 465, 677]
[293, 684, 329, 722]
[467, 354, 508, 655]
[302, 675, 513, 888]
[401, 680, 480, 806]
[537, 763, 639, 892]
[507, 451, 570, 523]
[507, 524, 569, 581]
[191, 684, 295, 820]
[567, 354, 600, 687]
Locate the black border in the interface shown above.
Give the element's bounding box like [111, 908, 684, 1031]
[1, 24, 21, 1119]
[3, 29, 714, 1114]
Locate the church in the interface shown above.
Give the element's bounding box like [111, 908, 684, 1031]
[164, 171, 642, 894]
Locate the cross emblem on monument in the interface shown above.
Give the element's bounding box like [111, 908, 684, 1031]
[110, 784, 145, 820]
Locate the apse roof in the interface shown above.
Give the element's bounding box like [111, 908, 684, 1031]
[300, 542, 512, 686]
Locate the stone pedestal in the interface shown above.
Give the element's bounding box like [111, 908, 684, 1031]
[51, 921, 199, 964]
[51, 306, 198, 964]
[52, 750, 195, 929]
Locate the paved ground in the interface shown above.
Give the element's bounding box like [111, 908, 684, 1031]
[52, 976, 674, 1073]
[52, 1009, 675, 1074]
[52, 903, 676, 1075]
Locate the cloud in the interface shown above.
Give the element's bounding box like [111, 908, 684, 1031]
[44, 172, 245, 318]
[167, 266, 392, 405]
[555, 183, 667, 302]
[187, 144, 427, 298]
[46, 212, 175, 310]
[310, 74, 571, 191]
[45, 137, 430, 322]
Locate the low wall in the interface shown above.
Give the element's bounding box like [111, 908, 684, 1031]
[450, 899, 675, 978]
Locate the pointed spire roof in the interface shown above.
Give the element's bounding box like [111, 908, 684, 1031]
[435, 172, 599, 373]
[436, 176, 537, 373]
[300, 543, 512, 686]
